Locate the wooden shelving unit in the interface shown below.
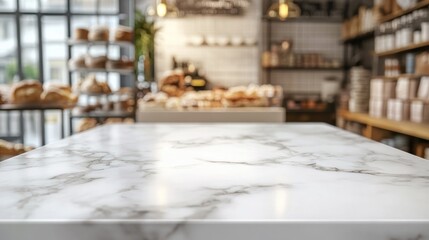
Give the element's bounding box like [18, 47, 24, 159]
[376, 41, 429, 57]
[373, 74, 423, 80]
[263, 66, 342, 71]
[338, 109, 429, 141]
[379, 0, 429, 23]
[262, 16, 342, 23]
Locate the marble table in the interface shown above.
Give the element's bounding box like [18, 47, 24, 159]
[0, 124, 428, 240]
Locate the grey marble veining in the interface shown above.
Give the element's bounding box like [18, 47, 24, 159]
[0, 123, 428, 240]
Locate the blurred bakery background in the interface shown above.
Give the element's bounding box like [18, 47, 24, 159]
[1, 0, 429, 160]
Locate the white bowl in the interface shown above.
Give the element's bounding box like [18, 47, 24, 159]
[188, 35, 204, 46]
[244, 37, 257, 46]
[216, 36, 230, 46]
[205, 35, 217, 46]
[230, 36, 243, 46]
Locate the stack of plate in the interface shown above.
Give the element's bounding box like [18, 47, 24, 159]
[349, 67, 371, 113]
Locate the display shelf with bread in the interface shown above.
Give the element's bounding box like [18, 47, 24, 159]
[67, 40, 134, 48]
[67, 24, 136, 135]
[69, 67, 134, 75]
[0, 80, 77, 145]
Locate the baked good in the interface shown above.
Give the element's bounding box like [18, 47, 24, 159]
[74, 28, 89, 41]
[0, 93, 5, 105]
[120, 58, 134, 70]
[85, 55, 107, 69]
[44, 82, 72, 94]
[0, 140, 33, 157]
[88, 27, 109, 41]
[41, 89, 78, 105]
[114, 26, 133, 42]
[106, 59, 122, 69]
[76, 118, 97, 133]
[9, 80, 43, 104]
[98, 82, 112, 94]
[68, 55, 86, 69]
[80, 75, 104, 94]
[106, 58, 134, 70]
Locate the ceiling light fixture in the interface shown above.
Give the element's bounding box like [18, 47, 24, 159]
[267, 0, 301, 20]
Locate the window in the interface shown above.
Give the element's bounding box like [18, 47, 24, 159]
[0, 0, 124, 84]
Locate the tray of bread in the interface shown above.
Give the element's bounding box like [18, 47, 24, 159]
[139, 72, 283, 111]
[72, 75, 135, 116]
[0, 80, 78, 110]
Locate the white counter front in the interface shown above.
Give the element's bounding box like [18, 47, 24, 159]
[137, 107, 285, 123]
[0, 124, 428, 240]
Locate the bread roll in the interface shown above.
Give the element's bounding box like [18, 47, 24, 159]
[88, 27, 109, 41]
[0, 140, 33, 156]
[114, 26, 133, 42]
[80, 75, 104, 94]
[10, 80, 43, 104]
[76, 118, 97, 133]
[74, 28, 89, 41]
[85, 55, 107, 69]
[68, 55, 86, 69]
[41, 89, 78, 105]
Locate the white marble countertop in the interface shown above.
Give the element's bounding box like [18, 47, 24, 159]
[1, 124, 428, 240]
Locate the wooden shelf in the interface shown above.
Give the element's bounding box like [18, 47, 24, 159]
[373, 74, 424, 80]
[263, 66, 342, 71]
[71, 111, 134, 119]
[338, 109, 429, 140]
[342, 30, 375, 44]
[0, 103, 75, 111]
[375, 41, 429, 57]
[262, 16, 342, 23]
[380, 0, 429, 23]
[69, 68, 134, 75]
[67, 40, 133, 47]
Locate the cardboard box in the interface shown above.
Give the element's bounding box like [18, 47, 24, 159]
[410, 100, 429, 123]
[369, 98, 387, 118]
[387, 99, 410, 121]
[370, 78, 396, 100]
[396, 77, 418, 100]
[418, 77, 429, 100]
[415, 52, 429, 75]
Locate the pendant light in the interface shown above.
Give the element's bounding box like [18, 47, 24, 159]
[157, 0, 168, 17]
[155, 0, 179, 18]
[267, 0, 301, 20]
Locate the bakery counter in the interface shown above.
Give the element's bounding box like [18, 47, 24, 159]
[138, 107, 285, 123]
[1, 124, 429, 240]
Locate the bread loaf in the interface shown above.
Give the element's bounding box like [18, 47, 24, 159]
[10, 80, 43, 104]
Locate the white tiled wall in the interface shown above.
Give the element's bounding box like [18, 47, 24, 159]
[150, 1, 262, 88]
[267, 22, 344, 93]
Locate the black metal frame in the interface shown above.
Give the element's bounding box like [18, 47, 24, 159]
[0, 0, 132, 145]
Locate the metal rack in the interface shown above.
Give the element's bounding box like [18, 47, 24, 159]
[66, 0, 136, 135]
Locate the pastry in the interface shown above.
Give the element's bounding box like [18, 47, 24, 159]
[106, 59, 122, 69]
[9, 80, 43, 104]
[0, 93, 5, 105]
[80, 75, 104, 94]
[76, 118, 97, 133]
[106, 58, 134, 70]
[41, 89, 78, 105]
[114, 26, 133, 42]
[0, 140, 33, 157]
[88, 27, 109, 41]
[74, 28, 89, 41]
[44, 82, 72, 94]
[121, 58, 134, 70]
[98, 82, 112, 94]
[68, 55, 86, 69]
[85, 55, 107, 69]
